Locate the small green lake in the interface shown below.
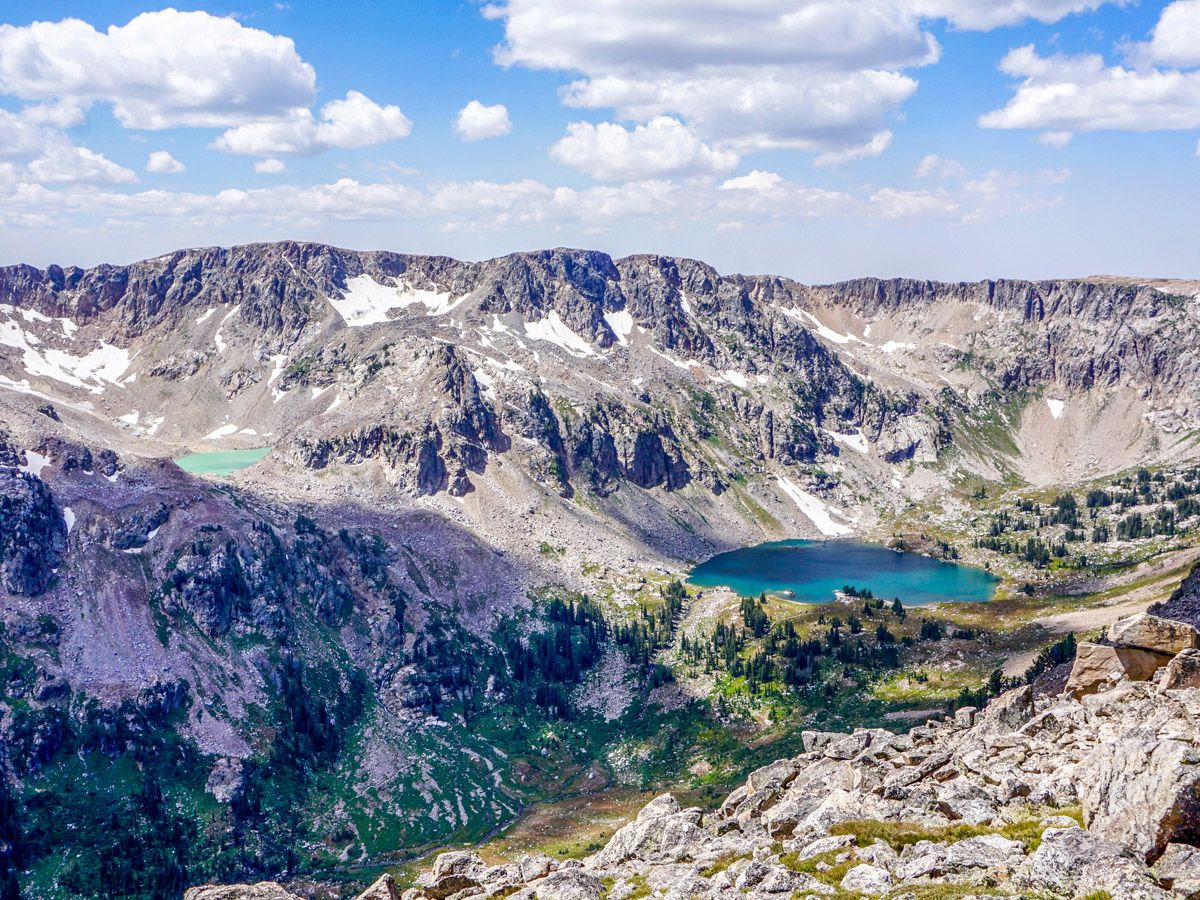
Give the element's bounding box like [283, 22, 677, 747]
[688, 540, 999, 606]
[176, 447, 271, 477]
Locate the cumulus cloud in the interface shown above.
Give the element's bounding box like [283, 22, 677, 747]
[146, 150, 185, 173]
[0, 11, 409, 164]
[551, 117, 738, 180]
[1142, 0, 1200, 68]
[981, 45, 1200, 133]
[484, 0, 1122, 167]
[255, 158, 287, 174]
[983, 3, 1200, 139]
[26, 144, 136, 184]
[213, 90, 412, 156]
[455, 101, 512, 141]
[0, 9, 315, 129]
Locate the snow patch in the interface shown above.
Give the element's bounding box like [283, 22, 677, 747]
[213, 305, 240, 352]
[0, 311, 131, 394]
[118, 411, 140, 426]
[879, 341, 914, 353]
[719, 370, 749, 389]
[647, 345, 704, 372]
[63, 507, 75, 536]
[203, 424, 240, 440]
[267, 354, 288, 385]
[1046, 397, 1065, 419]
[603, 309, 633, 346]
[523, 311, 596, 358]
[779, 307, 863, 346]
[777, 476, 853, 537]
[19, 450, 50, 477]
[824, 428, 870, 455]
[330, 275, 461, 326]
[195, 308, 217, 325]
[680, 293, 695, 316]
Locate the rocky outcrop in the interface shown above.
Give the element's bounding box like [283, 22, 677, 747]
[404, 619, 1200, 899]
[1109, 613, 1200, 655]
[1065, 642, 1173, 697]
[183, 882, 303, 900]
[0, 468, 66, 596]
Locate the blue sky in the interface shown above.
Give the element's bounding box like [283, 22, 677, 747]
[0, 1, 1196, 281]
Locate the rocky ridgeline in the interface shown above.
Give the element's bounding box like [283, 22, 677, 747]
[385, 613, 1199, 900]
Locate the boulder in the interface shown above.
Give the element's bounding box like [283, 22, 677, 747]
[1160, 648, 1200, 692]
[840, 863, 892, 896]
[1015, 826, 1171, 899]
[354, 874, 400, 900]
[974, 684, 1034, 733]
[184, 884, 303, 900]
[1065, 642, 1173, 697]
[586, 793, 703, 868]
[1154, 842, 1200, 896]
[416, 850, 487, 898]
[1080, 718, 1200, 861]
[894, 833, 1025, 880]
[1109, 613, 1200, 655]
[525, 870, 602, 900]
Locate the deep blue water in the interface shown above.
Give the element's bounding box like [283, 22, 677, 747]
[688, 540, 999, 606]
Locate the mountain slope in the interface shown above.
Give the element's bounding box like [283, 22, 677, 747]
[1, 242, 1198, 897]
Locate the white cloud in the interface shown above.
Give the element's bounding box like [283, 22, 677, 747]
[981, 45, 1200, 133]
[0, 9, 315, 129]
[910, 0, 1127, 30]
[0, 158, 1069, 242]
[551, 116, 738, 180]
[870, 188, 959, 219]
[1039, 130, 1074, 148]
[213, 90, 412, 156]
[815, 130, 893, 167]
[484, 0, 1124, 165]
[146, 150, 185, 173]
[1142, 0, 1200, 68]
[984, 1, 1200, 140]
[27, 144, 136, 184]
[255, 158, 287, 174]
[915, 154, 966, 178]
[455, 101, 512, 141]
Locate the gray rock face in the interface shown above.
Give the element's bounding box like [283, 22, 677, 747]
[0, 467, 66, 595]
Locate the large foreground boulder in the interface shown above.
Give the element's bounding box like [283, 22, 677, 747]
[1110, 614, 1200, 656]
[184, 885, 303, 900]
[1065, 642, 1172, 697]
[1080, 689, 1200, 861]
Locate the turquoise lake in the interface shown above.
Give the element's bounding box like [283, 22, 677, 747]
[688, 540, 999, 606]
[176, 447, 271, 477]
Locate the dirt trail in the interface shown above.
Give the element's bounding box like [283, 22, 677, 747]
[1002, 544, 1200, 677]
